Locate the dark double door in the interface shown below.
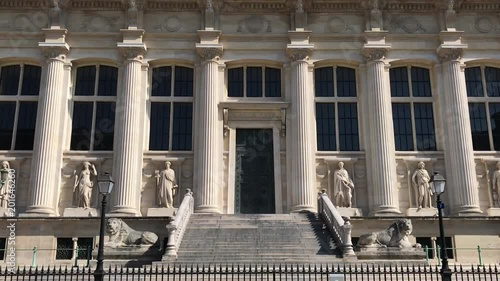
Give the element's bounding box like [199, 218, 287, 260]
[235, 129, 275, 214]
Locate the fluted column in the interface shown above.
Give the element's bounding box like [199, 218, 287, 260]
[438, 48, 482, 215]
[287, 48, 316, 212]
[110, 47, 145, 216]
[194, 46, 223, 213]
[362, 48, 401, 215]
[25, 45, 69, 216]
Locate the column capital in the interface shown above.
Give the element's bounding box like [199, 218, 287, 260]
[40, 44, 69, 61]
[118, 46, 147, 62]
[437, 47, 463, 63]
[196, 45, 223, 61]
[361, 47, 389, 62]
[286, 47, 313, 61]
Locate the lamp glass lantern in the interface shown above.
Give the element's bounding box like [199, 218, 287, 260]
[98, 173, 114, 195]
[430, 172, 446, 195]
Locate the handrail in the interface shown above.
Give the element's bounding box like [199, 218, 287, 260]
[162, 189, 194, 261]
[317, 190, 356, 259]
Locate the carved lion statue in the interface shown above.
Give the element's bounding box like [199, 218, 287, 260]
[357, 219, 421, 249]
[106, 218, 158, 248]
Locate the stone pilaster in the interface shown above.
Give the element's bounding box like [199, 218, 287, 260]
[110, 32, 147, 216]
[194, 30, 223, 213]
[24, 31, 69, 216]
[362, 47, 401, 216]
[286, 46, 316, 212]
[437, 47, 482, 216]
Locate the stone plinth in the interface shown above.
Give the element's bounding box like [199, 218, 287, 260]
[337, 207, 363, 217]
[405, 208, 437, 217]
[63, 208, 98, 217]
[147, 208, 176, 217]
[356, 247, 426, 260]
[92, 245, 162, 261]
[486, 208, 500, 216]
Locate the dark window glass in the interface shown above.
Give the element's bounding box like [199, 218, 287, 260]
[21, 65, 41, 96]
[337, 67, 356, 97]
[56, 238, 73, 260]
[265, 67, 281, 97]
[435, 237, 454, 259]
[172, 103, 193, 151]
[411, 67, 431, 97]
[316, 103, 335, 151]
[465, 67, 483, 97]
[71, 102, 93, 150]
[152, 66, 172, 97]
[314, 67, 333, 97]
[0, 238, 5, 260]
[174, 67, 193, 97]
[246, 67, 262, 97]
[93, 102, 115, 151]
[392, 103, 413, 151]
[489, 103, 500, 150]
[338, 103, 359, 151]
[0, 65, 20, 96]
[75, 66, 96, 96]
[390, 67, 409, 97]
[97, 66, 118, 96]
[416, 237, 434, 259]
[149, 102, 170, 150]
[469, 103, 489, 150]
[0, 102, 15, 149]
[414, 103, 436, 151]
[76, 238, 94, 260]
[485, 67, 500, 97]
[228, 68, 244, 97]
[14, 101, 38, 150]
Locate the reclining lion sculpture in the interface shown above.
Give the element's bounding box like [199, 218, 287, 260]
[106, 218, 158, 248]
[357, 219, 421, 249]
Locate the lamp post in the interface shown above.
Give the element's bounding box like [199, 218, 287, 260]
[94, 173, 114, 281]
[430, 172, 452, 281]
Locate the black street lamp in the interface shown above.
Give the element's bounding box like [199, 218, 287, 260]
[94, 173, 114, 281]
[430, 172, 452, 281]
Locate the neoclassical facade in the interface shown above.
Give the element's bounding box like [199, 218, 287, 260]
[0, 0, 499, 264]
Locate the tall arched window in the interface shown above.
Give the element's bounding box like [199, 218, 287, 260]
[465, 66, 500, 150]
[227, 66, 281, 98]
[314, 66, 359, 151]
[70, 65, 117, 151]
[0, 64, 41, 150]
[390, 66, 436, 151]
[149, 65, 193, 151]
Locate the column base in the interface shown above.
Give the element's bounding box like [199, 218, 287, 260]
[290, 205, 317, 213]
[20, 206, 58, 217]
[369, 205, 401, 216]
[452, 205, 483, 216]
[195, 205, 221, 214]
[108, 206, 142, 217]
[486, 208, 500, 216]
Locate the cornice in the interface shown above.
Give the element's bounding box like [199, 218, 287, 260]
[146, 0, 199, 11]
[0, 0, 47, 9]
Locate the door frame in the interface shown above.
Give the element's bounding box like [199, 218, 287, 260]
[227, 121, 283, 214]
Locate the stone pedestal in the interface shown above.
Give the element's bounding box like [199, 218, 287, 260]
[337, 207, 363, 217]
[63, 208, 98, 217]
[356, 247, 426, 261]
[92, 246, 162, 262]
[486, 208, 500, 216]
[405, 208, 438, 217]
[146, 208, 176, 217]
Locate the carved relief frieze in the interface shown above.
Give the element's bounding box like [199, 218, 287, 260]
[146, 1, 199, 11]
[326, 16, 352, 33]
[237, 15, 271, 33]
[80, 14, 120, 32]
[474, 16, 500, 34]
[154, 16, 182, 32]
[388, 16, 426, 34]
[0, 13, 49, 32]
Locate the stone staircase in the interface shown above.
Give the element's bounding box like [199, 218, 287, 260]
[174, 213, 343, 264]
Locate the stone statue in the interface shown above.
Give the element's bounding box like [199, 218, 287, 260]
[73, 162, 97, 208]
[492, 162, 500, 207]
[357, 219, 421, 249]
[155, 161, 178, 208]
[0, 161, 11, 209]
[334, 162, 354, 208]
[411, 162, 433, 209]
[105, 218, 158, 248]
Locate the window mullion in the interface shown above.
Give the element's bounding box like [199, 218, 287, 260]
[333, 66, 338, 97]
[480, 66, 487, 97]
[485, 101, 494, 150]
[168, 102, 174, 150]
[335, 102, 340, 151]
[410, 102, 418, 151]
[90, 101, 97, 150]
[11, 101, 20, 150]
[17, 64, 24, 96]
[243, 66, 247, 97]
[171, 65, 175, 97]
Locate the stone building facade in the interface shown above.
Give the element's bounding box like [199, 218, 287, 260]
[0, 0, 499, 265]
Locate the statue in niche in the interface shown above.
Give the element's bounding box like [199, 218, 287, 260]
[492, 162, 500, 207]
[155, 161, 178, 208]
[0, 161, 11, 209]
[334, 162, 355, 208]
[411, 162, 433, 209]
[73, 162, 97, 208]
